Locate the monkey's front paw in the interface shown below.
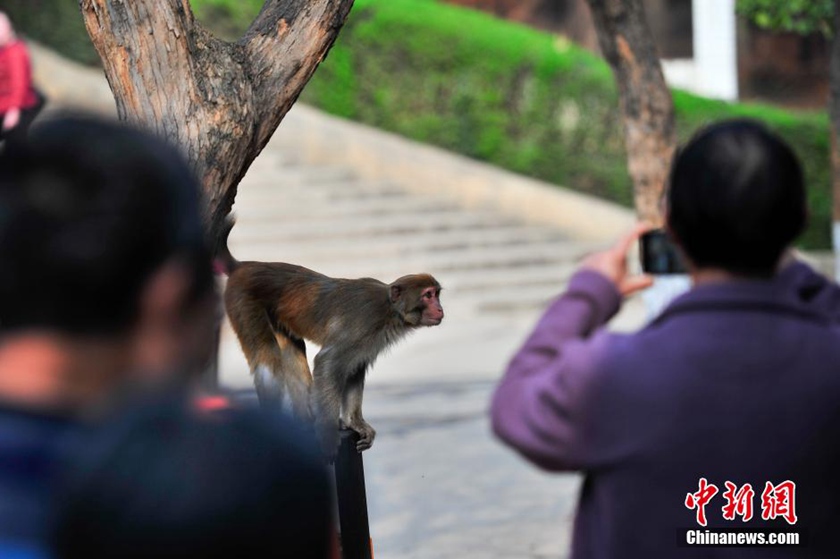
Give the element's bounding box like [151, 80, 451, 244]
[349, 421, 376, 453]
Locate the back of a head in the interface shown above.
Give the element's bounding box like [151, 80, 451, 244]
[0, 115, 212, 336]
[666, 119, 806, 277]
[53, 397, 333, 559]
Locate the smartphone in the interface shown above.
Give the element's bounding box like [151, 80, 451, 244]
[639, 229, 687, 275]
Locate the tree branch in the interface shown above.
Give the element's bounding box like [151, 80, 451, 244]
[242, 0, 355, 149]
[80, 0, 355, 244]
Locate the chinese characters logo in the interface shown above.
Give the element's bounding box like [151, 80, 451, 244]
[685, 479, 797, 526]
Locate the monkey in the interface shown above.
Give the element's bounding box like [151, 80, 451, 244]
[217, 219, 444, 458]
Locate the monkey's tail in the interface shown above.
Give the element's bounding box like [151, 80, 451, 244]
[214, 215, 240, 276]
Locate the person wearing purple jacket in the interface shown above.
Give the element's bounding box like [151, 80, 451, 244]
[491, 120, 840, 558]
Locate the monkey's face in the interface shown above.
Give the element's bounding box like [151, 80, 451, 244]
[417, 286, 444, 326]
[390, 275, 444, 327]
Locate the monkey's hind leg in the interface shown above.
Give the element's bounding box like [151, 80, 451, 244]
[225, 291, 311, 421]
[250, 337, 312, 421]
[270, 328, 313, 421]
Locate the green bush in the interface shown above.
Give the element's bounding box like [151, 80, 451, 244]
[6, 0, 832, 247]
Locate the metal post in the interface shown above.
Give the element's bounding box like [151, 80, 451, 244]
[334, 429, 373, 559]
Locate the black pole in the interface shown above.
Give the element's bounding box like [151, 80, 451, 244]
[334, 429, 373, 559]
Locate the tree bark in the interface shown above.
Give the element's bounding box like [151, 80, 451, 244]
[830, 0, 840, 280]
[585, 0, 676, 225]
[79, 0, 355, 246]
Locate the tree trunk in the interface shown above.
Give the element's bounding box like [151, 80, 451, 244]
[79, 0, 355, 246]
[830, 0, 840, 280]
[584, 0, 676, 225]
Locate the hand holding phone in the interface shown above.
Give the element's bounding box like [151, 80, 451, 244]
[581, 224, 655, 296]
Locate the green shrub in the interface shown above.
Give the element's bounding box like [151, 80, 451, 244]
[302, 0, 832, 248]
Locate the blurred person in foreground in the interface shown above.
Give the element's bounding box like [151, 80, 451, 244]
[52, 394, 332, 559]
[0, 115, 216, 556]
[0, 117, 329, 559]
[0, 11, 44, 145]
[492, 120, 840, 558]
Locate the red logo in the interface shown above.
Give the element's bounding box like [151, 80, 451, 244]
[760, 480, 798, 525]
[721, 482, 755, 522]
[685, 478, 719, 526]
[686, 479, 797, 526]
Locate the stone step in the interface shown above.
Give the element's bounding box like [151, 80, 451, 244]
[233, 183, 420, 206]
[441, 263, 577, 292]
[233, 196, 457, 222]
[241, 164, 356, 184]
[232, 238, 591, 274]
[435, 286, 559, 315]
[229, 212, 518, 242]
[478, 295, 556, 315]
[243, 153, 300, 170]
[229, 222, 574, 255]
[239, 177, 390, 197]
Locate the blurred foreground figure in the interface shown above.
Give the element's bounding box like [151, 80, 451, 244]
[0, 12, 44, 144]
[53, 397, 333, 559]
[492, 120, 840, 558]
[0, 116, 215, 557]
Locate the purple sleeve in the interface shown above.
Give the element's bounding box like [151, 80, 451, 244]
[490, 269, 621, 471]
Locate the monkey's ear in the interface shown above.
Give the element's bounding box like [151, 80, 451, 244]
[389, 284, 402, 303]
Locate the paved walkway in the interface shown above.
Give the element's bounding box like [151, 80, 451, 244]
[33, 43, 649, 558]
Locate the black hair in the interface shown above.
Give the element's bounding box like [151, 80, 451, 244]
[0, 115, 213, 335]
[666, 119, 807, 277]
[53, 395, 332, 559]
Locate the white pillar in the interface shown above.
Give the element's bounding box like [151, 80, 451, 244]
[692, 0, 739, 101]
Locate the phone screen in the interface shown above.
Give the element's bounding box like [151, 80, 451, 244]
[640, 230, 687, 275]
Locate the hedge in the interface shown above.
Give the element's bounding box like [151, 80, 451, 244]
[6, 0, 832, 248]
